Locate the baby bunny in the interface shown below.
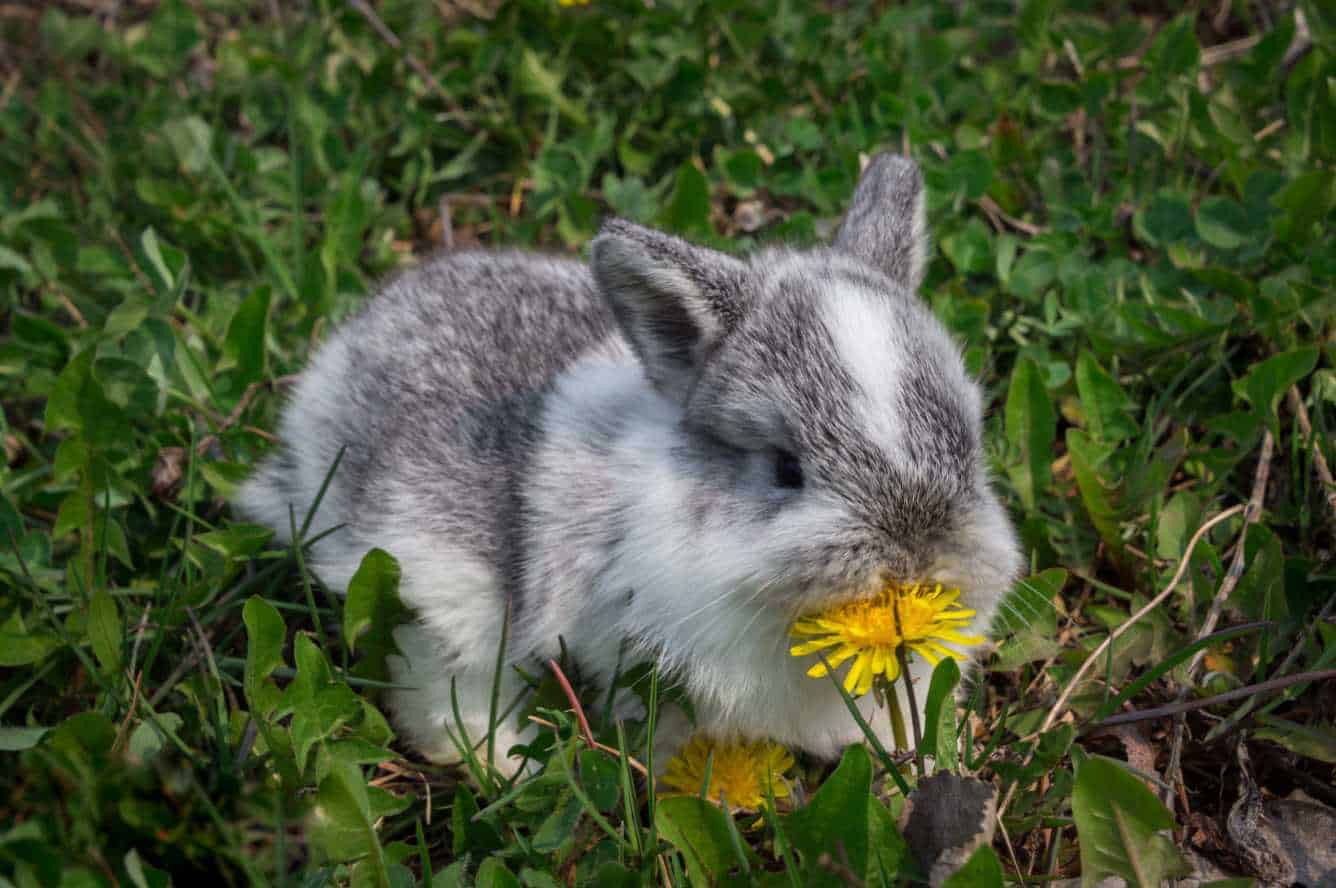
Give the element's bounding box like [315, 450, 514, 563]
[236, 153, 1021, 770]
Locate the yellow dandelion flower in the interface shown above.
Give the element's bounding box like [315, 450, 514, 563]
[789, 583, 984, 696]
[660, 734, 795, 811]
[557, 0, 590, 6]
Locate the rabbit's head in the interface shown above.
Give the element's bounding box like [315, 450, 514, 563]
[590, 154, 1019, 642]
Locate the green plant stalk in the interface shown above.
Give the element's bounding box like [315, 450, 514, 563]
[881, 676, 909, 753]
[287, 505, 329, 654]
[892, 595, 925, 774]
[486, 594, 511, 787]
[557, 733, 630, 851]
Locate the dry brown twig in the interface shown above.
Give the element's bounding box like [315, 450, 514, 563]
[1097, 669, 1336, 728]
[995, 503, 1247, 822]
[977, 195, 1045, 237]
[1162, 430, 1274, 808]
[1288, 385, 1336, 519]
[347, 0, 467, 118]
[539, 660, 654, 778]
[1033, 503, 1247, 740]
[195, 375, 297, 456]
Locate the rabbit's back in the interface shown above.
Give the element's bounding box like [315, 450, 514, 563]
[237, 250, 615, 591]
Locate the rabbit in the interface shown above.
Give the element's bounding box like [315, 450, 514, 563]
[235, 153, 1022, 772]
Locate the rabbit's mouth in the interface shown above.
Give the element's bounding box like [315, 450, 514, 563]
[790, 575, 949, 621]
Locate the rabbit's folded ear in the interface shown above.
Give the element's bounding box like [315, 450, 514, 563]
[591, 219, 750, 402]
[833, 153, 928, 291]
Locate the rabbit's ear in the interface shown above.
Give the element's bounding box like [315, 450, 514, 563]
[833, 153, 928, 290]
[591, 219, 749, 402]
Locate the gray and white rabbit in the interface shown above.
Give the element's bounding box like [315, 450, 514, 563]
[236, 154, 1021, 770]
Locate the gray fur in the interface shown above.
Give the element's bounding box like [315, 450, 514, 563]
[834, 153, 928, 289]
[235, 153, 1021, 768]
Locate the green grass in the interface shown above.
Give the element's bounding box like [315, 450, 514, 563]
[2, 0, 1334, 884]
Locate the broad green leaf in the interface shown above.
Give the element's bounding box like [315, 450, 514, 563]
[124, 849, 171, 888]
[578, 747, 621, 812]
[343, 548, 407, 681]
[0, 245, 33, 276]
[280, 633, 335, 718]
[243, 596, 286, 717]
[50, 710, 116, 759]
[451, 785, 503, 858]
[655, 795, 740, 883]
[139, 228, 186, 295]
[195, 525, 273, 559]
[127, 712, 183, 762]
[1272, 170, 1334, 245]
[291, 682, 362, 774]
[1195, 197, 1252, 249]
[1075, 352, 1136, 443]
[1230, 526, 1288, 623]
[1073, 756, 1188, 887]
[588, 862, 639, 888]
[87, 590, 122, 675]
[784, 744, 871, 886]
[991, 569, 1064, 665]
[947, 150, 993, 200]
[0, 612, 61, 667]
[866, 796, 910, 884]
[601, 173, 657, 223]
[1233, 347, 1319, 437]
[45, 349, 131, 447]
[922, 658, 961, 770]
[940, 219, 993, 274]
[0, 726, 50, 751]
[941, 846, 1004, 887]
[475, 858, 521, 888]
[517, 49, 586, 125]
[1155, 491, 1202, 562]
[1136, 193, 1194, 246]
[308, 761, 389, 882]
[1066, 430, 1124, 562]
[1150, 15, 1199, 81]
[1005, 357, 1056, 511]
[1254, 716, 1336, 763]
[223, 286, 271, 387]
[161, 115, 213, 174]
[531, 790, 583, 853]
[662, 161, 712, 239]
[1017, 0, 1056, 47]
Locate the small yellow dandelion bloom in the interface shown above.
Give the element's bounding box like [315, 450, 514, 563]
[789, 583, 984, 696]
[557, 0, 590, 6]
[660, 734, 794, 811]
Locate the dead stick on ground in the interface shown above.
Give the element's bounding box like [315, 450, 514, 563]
[346, 0, 467, 117]
[1164, 430, 1273, 809]
[1096, 670, 1336, 727]
[1288, 385, 1336, 519]
[195, 375, 297, 456]
[1035, 503, 1246, 738]
[996, 503, 1245, 821]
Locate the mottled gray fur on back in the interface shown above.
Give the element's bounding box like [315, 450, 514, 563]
[242, 252, 611, 580]
[236, 152, 1020, 769]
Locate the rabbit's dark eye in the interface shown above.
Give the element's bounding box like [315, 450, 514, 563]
[774, 449, 804, 490]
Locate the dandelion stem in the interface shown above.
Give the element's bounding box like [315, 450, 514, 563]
[882, 677, 909, 752]
[892, 596, 924, 774]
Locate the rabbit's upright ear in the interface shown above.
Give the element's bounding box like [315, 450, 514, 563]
[591, 219, 750, 403]
[833, 153, 928, 291]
